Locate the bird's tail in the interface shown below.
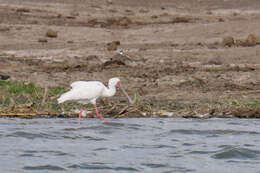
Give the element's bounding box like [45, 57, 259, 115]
[57, 91, 73, 104]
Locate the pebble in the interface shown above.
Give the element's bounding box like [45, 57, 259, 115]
[222, 36, 234, 47]
[46, 29, 58, 38]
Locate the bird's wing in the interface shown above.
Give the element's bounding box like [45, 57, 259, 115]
[70, 81, 88, 89]
[69, 81, 105, 101]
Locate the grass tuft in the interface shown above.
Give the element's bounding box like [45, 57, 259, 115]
[0, 81, 39, 95]
[48, 86, 66, 96]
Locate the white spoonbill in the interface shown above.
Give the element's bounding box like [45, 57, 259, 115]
[57, 77, 134, 125]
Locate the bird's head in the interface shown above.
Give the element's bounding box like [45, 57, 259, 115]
[109, 77, 120, 87]
[108, 77, 134, 104]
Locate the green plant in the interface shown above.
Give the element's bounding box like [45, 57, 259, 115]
[250, 99, 260, 106]
[48, 86, 66, 96]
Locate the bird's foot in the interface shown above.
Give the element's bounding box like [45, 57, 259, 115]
[97, 114, 108, 122]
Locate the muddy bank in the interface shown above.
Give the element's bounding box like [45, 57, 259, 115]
[0, 0, 260, 118]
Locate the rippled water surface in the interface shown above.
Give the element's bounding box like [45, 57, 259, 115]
[1, 118, 260, 172]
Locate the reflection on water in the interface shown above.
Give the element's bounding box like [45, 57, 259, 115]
[1, 118, 260, 172]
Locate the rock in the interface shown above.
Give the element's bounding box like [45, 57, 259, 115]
[46, 29, 58, 38]
[218, 18, 224, 22]
[235, 39, 247, 47]
[0, 26, 10, 32]
[233, 12, 239, 16]
[38, 38, 48, 43]
[57, 13, 62, 18]
[255, 35, 260, 44]
[118, 17, 132, 26]
[206, 11, 213, 15]
[235, 34, 260, 47]
[107, 41, 120, 51]
[246, 34, 257, 46]
[113, 40, 120, 45]
[67, 40, 74, 44]
[107, 43, 117, 51]
[222, 36, 234, 47]
[16, 8, 30, 13]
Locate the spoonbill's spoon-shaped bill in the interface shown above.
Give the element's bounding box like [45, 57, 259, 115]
[117, 82, 134, 104]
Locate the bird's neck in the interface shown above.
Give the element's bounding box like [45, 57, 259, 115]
[102, 85, 116, 97]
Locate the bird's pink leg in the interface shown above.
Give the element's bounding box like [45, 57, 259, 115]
[78, 110, 83, 126]
[94, 104, 108, 122]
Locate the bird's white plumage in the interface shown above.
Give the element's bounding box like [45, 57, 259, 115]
[57, 78, 120, 105]
[58, 81, 106, 104]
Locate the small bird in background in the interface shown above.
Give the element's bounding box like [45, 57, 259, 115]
[0, 74, 10, 80]
[58, 77, 134, 125]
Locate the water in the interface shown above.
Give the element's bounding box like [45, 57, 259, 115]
[1, 118, 260, 173]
